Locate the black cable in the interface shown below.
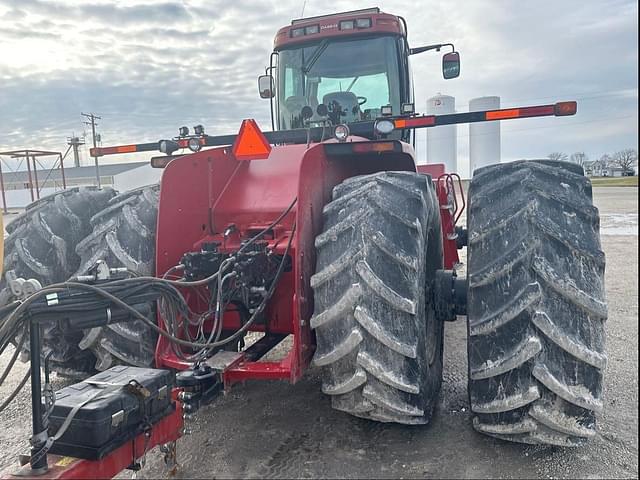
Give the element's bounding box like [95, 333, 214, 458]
[207, 220, 297, 349]
[161, 197, 298, 358]
[237, 198, 297, 254]
[38, 220, 295, 352]
[108, 265, 235, 289]
[0, 198, 298, 367]
[0, 248, 287, 361]
[0, 301, 20, 320]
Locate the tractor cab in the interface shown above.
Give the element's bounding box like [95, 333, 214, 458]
[259, 7, 460, 137]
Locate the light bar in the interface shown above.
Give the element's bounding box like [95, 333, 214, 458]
[91, 101, 577, 158]
[291, 8, 379, 25]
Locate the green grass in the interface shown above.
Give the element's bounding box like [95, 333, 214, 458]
[590, 176, 638, 187]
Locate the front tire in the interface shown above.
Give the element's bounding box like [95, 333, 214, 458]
[311, 171, 444, 424]
[466, 160, 607, 446]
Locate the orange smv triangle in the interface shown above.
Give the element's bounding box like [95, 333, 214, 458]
[232, 119, 272, 161]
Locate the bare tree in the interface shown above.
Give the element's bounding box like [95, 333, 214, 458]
[612, 149, 638, 174]
[570, 152, 588, 167]
[548, 152, 568, 162]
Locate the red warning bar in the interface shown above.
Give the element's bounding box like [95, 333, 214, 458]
[91, 145, 136, 156]
[394, 116, 436, 129]
[90, 142, 158, 157]
[390, 101, 577, 131]
[486, 105, 555, 120]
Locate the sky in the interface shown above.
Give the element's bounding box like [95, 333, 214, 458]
[0, 0, 637, 177]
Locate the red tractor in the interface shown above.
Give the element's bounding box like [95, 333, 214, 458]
[1, 8, 606, 478]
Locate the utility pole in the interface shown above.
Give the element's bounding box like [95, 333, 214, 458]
[81, 112, 102, 187]
[66, 134, 85, 168]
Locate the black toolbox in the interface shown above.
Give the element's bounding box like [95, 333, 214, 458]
[47, 366, 175, 460]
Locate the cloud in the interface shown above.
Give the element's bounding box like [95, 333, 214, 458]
[5, 0, 192, 25]
[0, 0, 637, 176]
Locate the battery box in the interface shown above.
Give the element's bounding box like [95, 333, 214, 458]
[47, 366, 175, 460]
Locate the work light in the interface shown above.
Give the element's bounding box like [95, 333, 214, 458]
[374, 119, 395, 135]
[188, 138, 202, 152]
[334, 124, 350, 142]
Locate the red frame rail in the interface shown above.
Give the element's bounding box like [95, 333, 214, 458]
[436, 173, 466, 269]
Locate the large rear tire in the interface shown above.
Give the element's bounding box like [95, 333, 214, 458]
[75, 184, 160, 371]
[0, 187, 116, 374]
[467, 160, 607, 446]
[311, 171, 444, 424]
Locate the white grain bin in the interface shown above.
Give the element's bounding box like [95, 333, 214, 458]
[426, 94, 457, 173]
[469, 96, 501, 174]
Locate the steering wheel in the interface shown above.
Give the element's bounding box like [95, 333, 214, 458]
[357, 96, 367, 106]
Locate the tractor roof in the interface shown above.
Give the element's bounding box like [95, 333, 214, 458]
[273, 7, 406, 50]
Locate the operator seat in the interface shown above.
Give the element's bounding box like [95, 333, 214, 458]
[282, 95, 307, 129]
[322, 91, 361, 124]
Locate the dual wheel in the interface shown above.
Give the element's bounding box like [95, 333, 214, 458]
[0, 185, 159, 375]
[1, 161, 606, 446]
[311, 163, 606, 446]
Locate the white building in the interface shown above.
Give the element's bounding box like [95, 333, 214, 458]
[1, 161, 162, 209]
[584, 160, 635, 177]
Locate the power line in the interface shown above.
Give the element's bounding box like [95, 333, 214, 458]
[81, 112, 102, 188]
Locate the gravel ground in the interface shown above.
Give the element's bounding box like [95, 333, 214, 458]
[0, 187, 637, 479]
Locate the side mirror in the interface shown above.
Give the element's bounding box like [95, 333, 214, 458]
[258, 75, 275, 99]
[442, 51, 460, 79]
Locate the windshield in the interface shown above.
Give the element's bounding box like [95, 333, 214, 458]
[276, 36, 401, 130]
